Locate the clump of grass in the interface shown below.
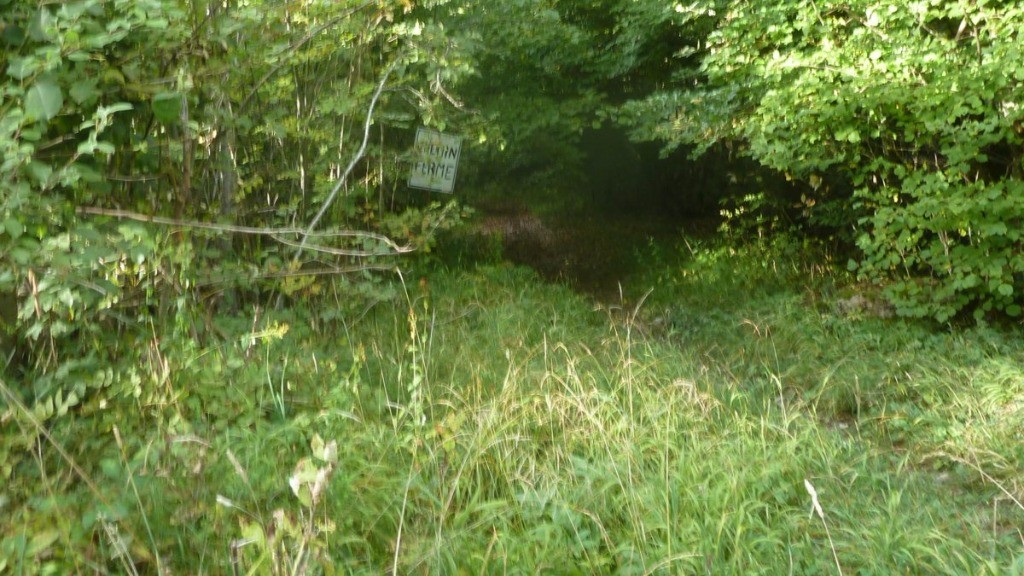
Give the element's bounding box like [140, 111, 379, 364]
[288, 260, 1021, 574]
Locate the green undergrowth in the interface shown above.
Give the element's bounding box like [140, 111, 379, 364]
[2, 239, 1024, 574]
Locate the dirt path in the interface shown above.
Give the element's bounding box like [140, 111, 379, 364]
[478, 207, 714, 301]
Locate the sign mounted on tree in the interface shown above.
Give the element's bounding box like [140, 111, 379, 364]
[408, 128, 462, 194]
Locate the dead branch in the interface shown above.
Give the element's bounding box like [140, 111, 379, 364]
[75, 206, 411, 254]
[272, 234, 412, 257]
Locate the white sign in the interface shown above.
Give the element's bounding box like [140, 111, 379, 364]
[408, 128, 462, 194]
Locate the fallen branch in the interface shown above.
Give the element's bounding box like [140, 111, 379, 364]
[272, 234, 412, 257]
[76, 206, 411, 255]
[251, 264, 395, 279]
[192, 264, 396, 289]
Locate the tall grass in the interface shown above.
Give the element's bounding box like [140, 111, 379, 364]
[2, 238, 1022, 574]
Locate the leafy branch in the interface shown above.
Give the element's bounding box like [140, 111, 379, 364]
[239, 0, 377, 112]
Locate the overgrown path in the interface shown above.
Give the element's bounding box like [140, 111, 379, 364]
[477, 204, 715, 301]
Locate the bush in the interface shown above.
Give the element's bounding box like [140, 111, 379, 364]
[623, 0, 1024, 321]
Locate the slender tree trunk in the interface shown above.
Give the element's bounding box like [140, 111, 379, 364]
[215, 102, 239, 313]
[181, 93, 192, 213]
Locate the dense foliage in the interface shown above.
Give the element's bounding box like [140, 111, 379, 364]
[1, 0, 468, 410]
[618, 0, 1024, 320]
[2, 0, 1023, 573]
[445, 0, 1024, 322]
[1, 0, 468, 565]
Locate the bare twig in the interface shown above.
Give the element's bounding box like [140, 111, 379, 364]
[944, 453, 1024, 513]
[432, 70, 469, 111]
[272, 233, 412, 257]
[807, 0, 827, 29]
[291, 57, 399, 264]
[246, 264, 394, 280]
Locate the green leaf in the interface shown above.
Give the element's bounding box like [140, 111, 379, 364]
[25, 161, 52, 187]
[2, 23, 25, 47]
[77, 140, 116, 156]
[28, 7, 55, 42]
[6, 56, 39, 80]
[27, 528, 60, 556]
[834, 127, 861, 143]
[25, 76, 63, 122]
[70, 79, 100, 105]
[152, 92, 183, 123]
[980, 222, 1008, 237]
[101, 102, 134, 115]
[2, 218, 22, 240]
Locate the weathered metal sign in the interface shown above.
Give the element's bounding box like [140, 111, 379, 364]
[408, 128, 462, 194]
